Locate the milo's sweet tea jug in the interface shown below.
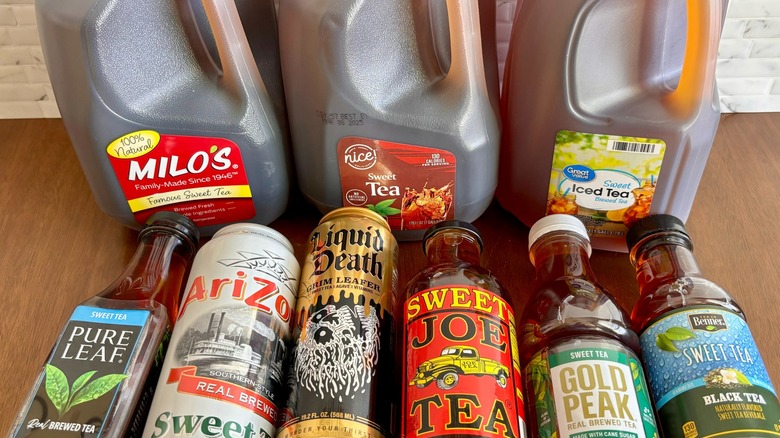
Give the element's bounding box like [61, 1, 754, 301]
[279, 0, 500, 241]
[498, 0, 725, 252]
[36, 0, 291, 236]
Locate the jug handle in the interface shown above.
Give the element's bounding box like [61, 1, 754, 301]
[201, 0, 265, 99]
[442, 0, 487, 89]
[665, 0, 722, 115]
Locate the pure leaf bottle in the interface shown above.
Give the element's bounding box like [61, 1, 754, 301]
[521, 214, 658, 438]
[11, 211, 199, 437]
[401, 220, 526, 438]
[628, 214, 780, 437]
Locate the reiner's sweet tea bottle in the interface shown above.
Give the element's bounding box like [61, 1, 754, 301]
[628, 215, 780, 437]
[401, 221, 526, 438]
[521, 215, 658, 438]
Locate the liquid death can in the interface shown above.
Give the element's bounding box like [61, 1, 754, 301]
[142, 224, 300, 438]
[277, 207, 399, 438]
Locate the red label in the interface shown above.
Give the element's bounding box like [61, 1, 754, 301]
[337, 136, 456, 231]
[106, 130, 255, 227]
[167, 366, 277, 423]
[403, 286, 525, 438]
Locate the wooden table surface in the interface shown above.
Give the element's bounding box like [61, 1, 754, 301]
[1, 115, 779, 434]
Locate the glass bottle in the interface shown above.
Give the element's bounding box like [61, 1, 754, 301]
[628, 214, 780, 438]
[401, 220, 525, 438]
[11, 211, 199, 438]
[521, 214, 658, 438]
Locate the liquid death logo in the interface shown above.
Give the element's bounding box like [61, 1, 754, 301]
[309, 224, 385, 280]
[295, 305, 380, 402]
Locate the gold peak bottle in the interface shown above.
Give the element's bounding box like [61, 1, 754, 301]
[401, 220, 525, 438]
[628, 214, 780, 438]
[521, 214, 658, 438]
[12, 211, 198, 437]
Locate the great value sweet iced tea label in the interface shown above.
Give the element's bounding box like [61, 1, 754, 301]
[14, 306, 150, 437]
[640, 305, 780, 438]
[403, 286, 525, 438]
[525, 342, 658, 438]
[337, 136, 456, 231]
[547, 131, 666, 239]
[106, 130, 255, 227]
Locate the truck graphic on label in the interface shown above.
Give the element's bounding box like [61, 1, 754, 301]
[409, 345, 509, 390]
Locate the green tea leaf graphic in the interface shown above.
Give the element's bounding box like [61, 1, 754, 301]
[45, 364, 70, 416]
[706, 325, 717, 331]
[375, 199, 396, 209]
[656, 334, 679, 352]
[70, 370, 97, 398]
[68, 374, 128, 409]
[665, 327, 695, 341]
[381, 206, 401, 216]
[209, 145, 218, 154]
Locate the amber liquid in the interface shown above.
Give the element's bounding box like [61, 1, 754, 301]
[12, 233, 193, 438]
[630, 235, 743, 331]
[521, 234, 640, 438]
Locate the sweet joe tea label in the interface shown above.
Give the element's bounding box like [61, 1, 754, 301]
[278, 208, 398, 438]
[403, 285, 525, 438]
[14, 307, 150, 437]
[641, 306, 780, 438]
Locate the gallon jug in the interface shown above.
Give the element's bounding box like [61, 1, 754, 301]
[498, 0, 724, 252]
[36, 0, 290, 236]
[279, 0, 500, 241]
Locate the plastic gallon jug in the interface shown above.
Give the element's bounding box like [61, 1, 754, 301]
[498, 0, 724, 252]
[36, 0, 290, 236]
[279, 0, 500, 241]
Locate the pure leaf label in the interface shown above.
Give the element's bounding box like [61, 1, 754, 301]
[14, 306, 148, 437]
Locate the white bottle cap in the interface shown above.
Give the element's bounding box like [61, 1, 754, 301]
[528, 214, 591, 256]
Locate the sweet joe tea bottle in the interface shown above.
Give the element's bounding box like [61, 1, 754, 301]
[11, 211, 198, 437]
[520, 215, 658, 438]
[628, 215, 780, 437]
[401, 221, 525, 438]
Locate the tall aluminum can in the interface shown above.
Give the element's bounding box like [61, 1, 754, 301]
[277, 207, 399, 438]
[143, 223, 300, 438]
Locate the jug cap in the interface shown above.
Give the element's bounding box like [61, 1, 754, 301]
[528, 214, 590, 256]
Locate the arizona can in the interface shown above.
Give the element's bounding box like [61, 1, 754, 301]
[277, 207, 398, 438]
[142, 224, 300, 438]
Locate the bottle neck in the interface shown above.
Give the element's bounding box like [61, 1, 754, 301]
[100, 232, 194, 324]
[632, 234, 702, 294]
[531, 233, 595, 283]
[425, 230, 482, 266]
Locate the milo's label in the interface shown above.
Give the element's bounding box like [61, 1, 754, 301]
[547, 130, 666, 240]
[403, 286, 525, 438]
[106, 130, 256, 227]
[337, 136, 456, 231]
[14, 306, 151, 437]
[525, 340, 658, 438]
[143, 230, 300, 438]
[641, 305, 780, 437]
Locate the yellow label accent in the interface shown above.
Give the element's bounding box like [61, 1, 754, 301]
[277, 418, 385, 438]
[107, 130, 160, 159]
[126, 185, 252, 212]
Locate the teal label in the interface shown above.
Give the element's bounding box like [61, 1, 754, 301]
[525, 342, 658, 438]
[14, 306, 150, 437]
[641, 305, 780, 437]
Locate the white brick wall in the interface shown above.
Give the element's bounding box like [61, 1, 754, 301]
[0, 0, 58, 118]
[0, 0, 777, 118]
